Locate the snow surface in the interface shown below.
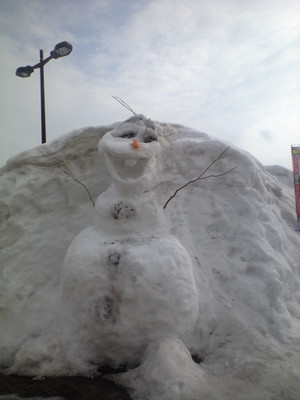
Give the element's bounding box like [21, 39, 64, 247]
[1, 115, 300, 400]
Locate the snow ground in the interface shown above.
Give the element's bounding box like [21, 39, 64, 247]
[1, 118, 300, 400]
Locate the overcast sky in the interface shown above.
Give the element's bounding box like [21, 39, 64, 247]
[1, 0, 299, 168]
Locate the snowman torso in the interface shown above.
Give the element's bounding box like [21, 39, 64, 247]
[60, 116, 199, 366]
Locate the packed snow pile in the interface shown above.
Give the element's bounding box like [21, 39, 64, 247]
[1, 115, 300, 400]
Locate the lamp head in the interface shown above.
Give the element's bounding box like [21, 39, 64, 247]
[50, 41, 73, 59]
[15, 65, 34, 78]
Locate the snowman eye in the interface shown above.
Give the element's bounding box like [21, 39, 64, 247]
[144, 135, 157, 143]
[120, 132, 136, 139]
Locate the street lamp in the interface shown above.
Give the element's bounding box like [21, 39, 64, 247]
[16, 41, 73, 144]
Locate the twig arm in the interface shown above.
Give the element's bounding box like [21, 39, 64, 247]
[38, 150, 95, 207]
[163, 146, 236, 209]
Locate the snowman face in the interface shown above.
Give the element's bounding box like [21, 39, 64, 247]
[99, 115, 161, 189]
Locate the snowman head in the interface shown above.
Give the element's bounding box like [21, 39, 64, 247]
[99, 115, 161, 192]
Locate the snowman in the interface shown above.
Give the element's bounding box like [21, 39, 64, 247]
[60, 115, 199, 370]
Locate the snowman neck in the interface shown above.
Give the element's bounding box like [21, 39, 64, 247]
[108, 181, 148, 199]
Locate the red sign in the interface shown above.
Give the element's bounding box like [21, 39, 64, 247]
[291, 146, 300, 229]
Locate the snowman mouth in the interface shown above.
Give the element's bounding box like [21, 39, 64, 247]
[124, 159, 138, 167]
[108, 154, 149, 180]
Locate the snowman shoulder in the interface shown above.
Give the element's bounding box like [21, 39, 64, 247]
[64, 226, 106, 264]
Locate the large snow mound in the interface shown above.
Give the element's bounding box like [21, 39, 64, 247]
[1, 119, 300, 400]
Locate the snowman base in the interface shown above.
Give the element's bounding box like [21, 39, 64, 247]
[109, 338, 221, 400]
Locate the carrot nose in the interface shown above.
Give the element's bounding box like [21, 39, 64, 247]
[132, 140, 140, 149]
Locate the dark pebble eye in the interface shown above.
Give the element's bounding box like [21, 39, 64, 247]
[144, 135, 157, 143]
[120, 132, 136, 139]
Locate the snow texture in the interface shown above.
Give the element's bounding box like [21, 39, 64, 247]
[1, 115, 300, 400]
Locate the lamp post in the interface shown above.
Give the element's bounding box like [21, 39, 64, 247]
[16, 41, 73, 144]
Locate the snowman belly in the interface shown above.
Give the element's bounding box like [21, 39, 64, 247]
[115, 236, 199, 338]
[61, 228, 198, 352]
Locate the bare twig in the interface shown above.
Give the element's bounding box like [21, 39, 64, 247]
[195, 166, 237, 180]
[59, 166, 96, 208]
[38, 150, 95, 207]
[112, 96, 136, 115]
[163, 146, 237, 209]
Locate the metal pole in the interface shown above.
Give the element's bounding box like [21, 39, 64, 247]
[39, 49, 46, 144]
